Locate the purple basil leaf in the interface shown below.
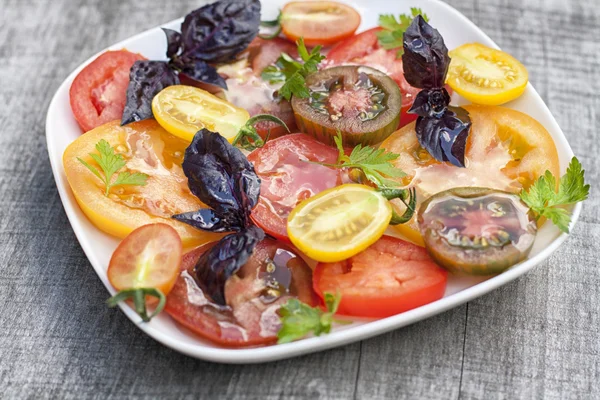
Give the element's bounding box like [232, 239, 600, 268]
[162, 28, 182, 59]
[402, 15, 450, 89]
[180, 0, 261, 64]
[172, 208, 244, 233]
[121, 61, 179, 125]
[408, 88, 451, 117]
[180, 129, 260, 227]
[193, 226, 265, 305]
[415, 106, 471, 168]
[173, 58, 228, 90]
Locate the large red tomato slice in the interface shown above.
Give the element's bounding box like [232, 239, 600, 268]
[248, 134, 345, 242]
[165, 239, 316, 347]
[70, 50, 145, 132]
[327, 28, 422, 127]
[313, 235, 448, 318]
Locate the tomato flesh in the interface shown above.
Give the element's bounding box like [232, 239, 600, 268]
[248, 134, 345, 241]
[165, 239, 316, 347]
[281, 1, 361, 46]
[70, 50, 145, 132]
[313, 235, 447, 318]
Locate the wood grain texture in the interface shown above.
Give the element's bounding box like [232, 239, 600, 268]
[0, 0, 598, 399]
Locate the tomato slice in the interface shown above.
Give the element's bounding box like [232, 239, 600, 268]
[281, 1, 361, 46]
[152, 85, 250, 142]
[313, 235, 447, 318]
[327, 28, 422, 127]
[70, 50, 145, 132]
[108, 223, 182, 294]
[447, 43, 529, 106]
[288, 184, 392, 262]
[381, 105, 560, 246]
[248, 134, 345, 242]
[165, 239, 316, 347]
[63, 119, 220, 246]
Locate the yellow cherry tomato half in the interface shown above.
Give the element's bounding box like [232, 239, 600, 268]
[63, 119, 220, 247]
[287, 184, 392, 263]
[381, 105, 559, 246]
[152, 85, 250, 142]
[447, 43, 529, 106]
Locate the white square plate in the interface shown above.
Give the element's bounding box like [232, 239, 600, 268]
[46, 0, 581, 363]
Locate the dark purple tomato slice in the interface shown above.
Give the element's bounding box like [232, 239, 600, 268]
[291, 66, 401, 146]
[165, 239, 317, 348]
[417, 187, 537, 275]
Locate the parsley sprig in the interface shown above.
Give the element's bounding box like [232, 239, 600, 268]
[277, 292, 349, 344]
[377, 8, 429, 58]
[78, 139, 148, 196]
[261, 37, 326, 101]
[520, 157, 589, 233]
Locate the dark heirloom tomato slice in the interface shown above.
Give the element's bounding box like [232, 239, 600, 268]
[313, 235, 447, 318]
[292, 66, 401, 146]
[165, 239, 316, 347]
[248, 134, 344, 242]
[70, 50, 146, 132]
[418, 187, 537, 275]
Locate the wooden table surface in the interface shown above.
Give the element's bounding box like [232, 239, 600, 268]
[1, 0, 598, 398]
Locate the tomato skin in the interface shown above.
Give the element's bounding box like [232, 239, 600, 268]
[70, 50, 145, 132]
[165, 239, 316, 347]
[313, 235, 447, 318]
[248, 134, 344, 242]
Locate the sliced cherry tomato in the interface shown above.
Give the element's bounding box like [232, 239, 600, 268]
[247, 134, 345, 242]
[327, 28, 422, 127]
[152, 85, 250, 142]
[70, 50, 145, 132]
[447, 43, 529, 106]
[418, 187, 537, 275]
[63, 119, 220, 246]
[313, 235, 447, 318]
[281, 1, 361, 46]
[288, 184, 392, 262]
[381, 105, 560, 246]
[165, 239, 316, 347]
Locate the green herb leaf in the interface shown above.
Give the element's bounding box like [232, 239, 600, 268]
[519, 157, 589, 233]
[232, 114, 290, 152]
[261, 37, 325, 101]
[277, 292, 346, 344]
[77, 139, 149, 196]
[376, 8, 429, 58]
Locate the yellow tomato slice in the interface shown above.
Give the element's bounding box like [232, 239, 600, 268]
[287, 184, 392, 262]
[447, 43, 528, 105]
[63, 119, 220, 247]
[152, 85, 250, 142]
[381, 105, 560, 246]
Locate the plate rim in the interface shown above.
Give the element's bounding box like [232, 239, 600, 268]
[45, 0, 582, 364]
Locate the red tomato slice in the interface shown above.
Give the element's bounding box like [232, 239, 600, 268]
[327, 28, 422, 127]
[281, 1, 361, 46]
[164, 239, 316, 347]
[248, 37, 298, 75]
[313, 235, 447, 318]
[70, 50, 145, 132]
[248, 134, 345, 242]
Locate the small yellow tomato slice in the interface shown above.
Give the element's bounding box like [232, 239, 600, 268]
[287, 184, 392, 262]
[447, 43, 528, 105]
[152, 85, 250, 142]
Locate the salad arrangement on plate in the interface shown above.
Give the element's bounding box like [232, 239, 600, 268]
[63, 0, 589, 347]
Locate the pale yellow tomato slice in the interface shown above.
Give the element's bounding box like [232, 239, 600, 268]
[381, 105, 560, 246]
[287, 184, 392, 262]
[447, 43, 528, 105]
[152, 85, 250, 142]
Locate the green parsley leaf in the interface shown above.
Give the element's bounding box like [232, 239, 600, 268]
[277, 292, 347, 344]
[376, 8, 429, 58]
[519, 157, 589, 233]
[321, 131, 405, 188]
[261, 37, 325, 101]
[77, 139, 148, 196]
